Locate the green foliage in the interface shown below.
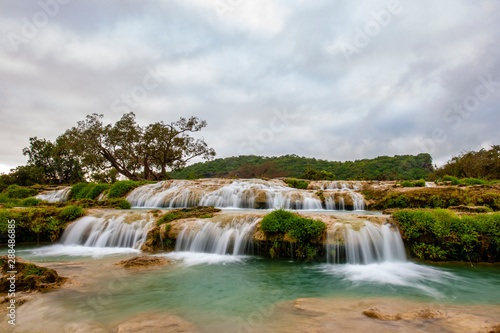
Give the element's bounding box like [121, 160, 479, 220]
[393, 209, 500, 262]
[170, 153, 434, 180]
[300, 167, 335, 181]
[374, 187, 500, 211]
[401, 181, 414, 187]
[21, 197, 42, 207]
[59, 205, 85, 222]
[415, 179, 426, 187]
[463, 178, 487, 186]
[443, 175, 464, 185]
[260, 209, 326, 260]
[155, 206, 221, 226]
[108, 181, 140, 198]
[432, 145, 500, 180]
[23, 263, 47, 277]
[115, 199, 131, 209]
[283, 178, 309, 189]
[70, 183, 110, 200]
[87, 184, 110, 199]
[5, 185, 37, 199]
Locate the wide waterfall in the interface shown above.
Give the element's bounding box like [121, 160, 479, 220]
[127, 179, 366, 211]
[326, 221, 406, 264]
[36, 187, 71, 203]
[174, 217, 259, 255]
[60, 214, 153, 249]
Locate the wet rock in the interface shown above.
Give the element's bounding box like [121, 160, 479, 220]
[0, 256, 68, 293]
[116, 311, 197, 333]
[362, 307, 447, 320]
[114, 256, 170, 269]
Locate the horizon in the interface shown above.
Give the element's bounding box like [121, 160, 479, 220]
[1, 1, 499, 174]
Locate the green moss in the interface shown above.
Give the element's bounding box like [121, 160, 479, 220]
[156, 206, 221, 226]
[283, 178, 309, 189]
[393, 209, 500, 262]
[20, 197, 41, 207]
[23, 263, 47, 277]
[260, 209, 326, 260]
[108, 181, 141, 198]
[5, 185, 37, 199]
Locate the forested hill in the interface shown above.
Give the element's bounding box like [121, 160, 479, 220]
[170, 153, 434, 180]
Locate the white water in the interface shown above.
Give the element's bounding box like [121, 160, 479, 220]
[60, 215, 153, 249]
[127, 179, 366, 211]
[326, 222, 406, 265]
[174, 217, 259, 255]
[36, 187, 71, 203]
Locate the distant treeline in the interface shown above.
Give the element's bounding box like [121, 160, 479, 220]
[170, 153, 434, 180]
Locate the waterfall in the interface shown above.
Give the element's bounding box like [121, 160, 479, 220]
[60, 214, 153, 249]
[36, 187, 71, 203]
[126, 179, 365, 211]
[326, 221, 406, 264]
[175, 217, 259, 255]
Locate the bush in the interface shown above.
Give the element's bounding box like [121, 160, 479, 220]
[5, 185, 37, 199]
[108, 181, 140, 198]
[283, 179, 309, 189]
[300, 167, 335, 181]
[463, 178, 487, 186]
[393, 209, 500, 262]
[415, 179, 426, 187]
[70, 183, 93, 199]
[59, 205, 85, 222]
[87, 184, 110, 200]
[115, 199, 131, 209]
[260, 209, 326, 260]
[443, 175, 463, 185]
[21, 197, 41, 207]
[401, 181, 415, 187]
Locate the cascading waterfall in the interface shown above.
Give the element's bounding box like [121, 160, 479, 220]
[60, 214, 153, 249]
[36, 187, 71, 203]
[175, 217, 259, 255]
[326, 221, 406, 264]
[126, 179, 366, 211]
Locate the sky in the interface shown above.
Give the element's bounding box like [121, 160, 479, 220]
[1, 0, 499, 174]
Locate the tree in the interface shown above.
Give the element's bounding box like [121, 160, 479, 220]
[64, 113, 216, 181]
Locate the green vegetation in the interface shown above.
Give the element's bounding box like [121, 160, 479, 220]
[156, 206, 221, 226]
[108, 181, 141, 198]
[0, 207, 85, 244]
[401, 181, 415, 187]
[5, 185, 37, 199]
[300, 167, 335, 180]
[401, 179, 426, 187]
[393, 209, 500, 262]
[70, 183, 110, 200]
[432, 145, 500, 180]
[283, 178, 309, 189]
[367, 187, 500, 211]
[21, 197, 42, 207]
[259, 209, 326, 260]
[170, 153, 433, 180]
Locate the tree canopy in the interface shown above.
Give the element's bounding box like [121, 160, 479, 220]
[22, 113, 216, 182]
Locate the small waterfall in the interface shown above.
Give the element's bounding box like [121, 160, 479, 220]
[175, 218, 259, 255]
[36, 187, 71, 203]
[60, 214, 153, 249]
[326, 222, 406, 264]
[126, 179, 365, 211]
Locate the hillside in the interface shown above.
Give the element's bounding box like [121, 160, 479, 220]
[170, 153, 433, 180]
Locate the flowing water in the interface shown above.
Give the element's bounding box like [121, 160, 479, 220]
[35, 187, 71, 203]
[3, 211, 500, 332]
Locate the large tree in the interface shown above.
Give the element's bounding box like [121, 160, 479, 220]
[64, 113, 216, 181]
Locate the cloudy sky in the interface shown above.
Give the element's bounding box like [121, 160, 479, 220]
[1, 0, 499, 174]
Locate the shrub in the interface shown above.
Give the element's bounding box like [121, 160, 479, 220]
[443, 175, 463, 185]
[260, 209, 326, 260]
[5, 185, 37, 199]
[415, 179, 426, 187]
[87, 184, 110, 200]
[115, 199, 131, 209]
[393, 209, 500, 262]
[59, 205, 85, 222]
[401, 181, 415, 187]
[463, 178, 487, 186]
[108, 181, 140, 198]
[70, 183, 93, 199]
[21, 197, 42, 207]
[283, 178, 309, 189]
